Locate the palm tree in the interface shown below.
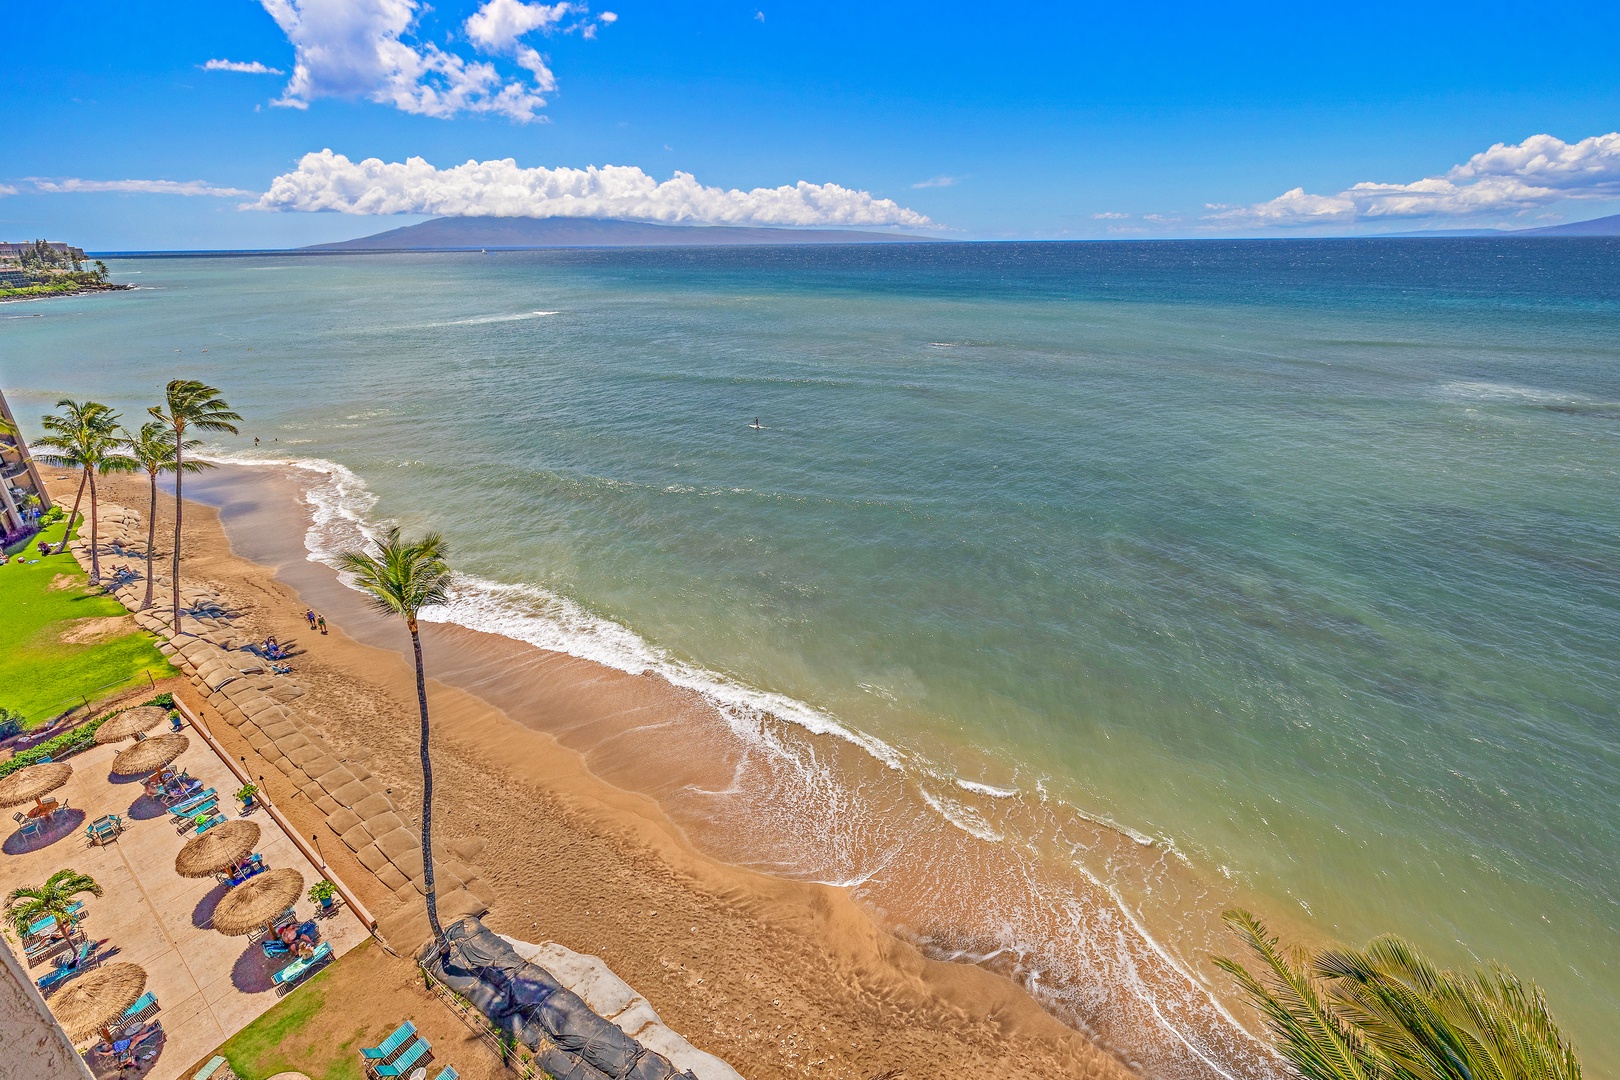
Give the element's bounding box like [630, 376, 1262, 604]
[7, 869, 103, 941]
[1216, 909, 1581, 1080]
[109, 422, 208, 610]
[149, 381, 240, 633]
[339, 527, 453, 946]
[34, 400, 122, 582]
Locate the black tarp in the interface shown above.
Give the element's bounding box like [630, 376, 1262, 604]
[429, 918, 699, 1080]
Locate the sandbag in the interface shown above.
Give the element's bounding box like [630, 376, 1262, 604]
[530, 987, 642, 1076]
[538, 1046, 616, 1080]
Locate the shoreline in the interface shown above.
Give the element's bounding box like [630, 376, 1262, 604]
[171, 459, 1287, 1080]
[63, 466, 1148, 1080]
[0, 283, 134, 304]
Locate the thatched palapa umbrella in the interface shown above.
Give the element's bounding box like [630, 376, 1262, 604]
[0, 761, 73, 810]
[175, 820, 260, 878]
[94, 706, 170, 745]
[48, 962, 146, 1043]
[211, 867, 303, 935]
[110, 733, 188, 777]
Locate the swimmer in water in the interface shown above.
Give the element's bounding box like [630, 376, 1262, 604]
[750, 417, 762, 429]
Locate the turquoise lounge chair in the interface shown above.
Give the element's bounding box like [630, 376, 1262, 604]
[271, 941, 332, 988]
[120, 990, 159, 1026]
[26, 901, 84, 938]
[195, 813, 226, 835]
[434, 1068, 458, 1080]
[373, 1038, 430, 1077]
[36, 942, 96, 993]
[361, 1021, 417, 1061]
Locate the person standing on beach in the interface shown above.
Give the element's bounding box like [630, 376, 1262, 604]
[305, 608, 316, 629]
[317, 613, 327, 635]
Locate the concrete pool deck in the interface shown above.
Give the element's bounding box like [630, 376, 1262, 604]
[1, 723, 369, 1080]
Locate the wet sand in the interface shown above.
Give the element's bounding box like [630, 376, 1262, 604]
[61, 466, 1142, 1080]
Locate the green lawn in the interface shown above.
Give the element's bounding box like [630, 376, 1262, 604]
[211, 944, 372, 1080]
[0, 516, 175, 727]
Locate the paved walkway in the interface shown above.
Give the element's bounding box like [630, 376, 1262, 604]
[1, 722, 368, 1080]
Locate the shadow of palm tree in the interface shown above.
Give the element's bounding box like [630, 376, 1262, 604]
[2, 808, 86, 854]
[192, 880, 230, 930]
[231, 940, 278, 994]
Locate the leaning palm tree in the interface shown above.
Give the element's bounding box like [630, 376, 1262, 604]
[7, 869, 103, 941]
[149, 380, 239, 633]
[339, 527, 453, 947]
[35, 400, 122, 582]
[108, 422, 208, 609]
[1217, 909, 1581, 1080]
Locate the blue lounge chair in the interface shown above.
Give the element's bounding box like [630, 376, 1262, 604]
[433, 1068, 458, 1080]
[167, 788, 216, 816]
[271, 941, 332, 988]
[361, 1021, 417, 1061]
[26, 901, 84, 938]
[120, 990, 159, 1026]
[36, 942, 96, 992]
[195, 813, 226, 835]
[373, 1037, 430, 1077]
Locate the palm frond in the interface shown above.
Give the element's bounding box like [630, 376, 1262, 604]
[1216, 909, 1376, 1080]
[150, 379, 241, 435]
[338, 527, 453, 627]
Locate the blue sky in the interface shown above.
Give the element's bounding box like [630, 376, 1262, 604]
[4, 1, 1619, 248]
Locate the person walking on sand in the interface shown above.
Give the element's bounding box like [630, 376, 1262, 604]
[317, 613, 327, 635]
[305, 608, 317, 629]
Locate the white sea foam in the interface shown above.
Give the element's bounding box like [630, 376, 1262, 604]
[427, 310, 559, 327]
[196, 447, 1270, 1078]
[1440, 380, 1587, 406]
[955, 778, 1020, 798]
[918, 786, 1005, 843]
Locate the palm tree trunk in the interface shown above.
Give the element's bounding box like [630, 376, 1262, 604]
[409, 623, 444, 946]
[86, 469, 100, 584]
[52, 473, 86, 556]
[143, 470, 157, 610]
[171, 435, 184, 633]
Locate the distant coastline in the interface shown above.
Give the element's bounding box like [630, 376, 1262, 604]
[0, 281, 134, 303]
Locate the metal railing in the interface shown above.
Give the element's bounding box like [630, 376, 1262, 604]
[417, 962, 548, 1079]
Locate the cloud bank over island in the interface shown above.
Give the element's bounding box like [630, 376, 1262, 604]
[1213, 132, 1620, 227]
[252, 150, 934, 228]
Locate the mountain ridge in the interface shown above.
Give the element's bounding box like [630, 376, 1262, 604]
[305, 216, 935, 251]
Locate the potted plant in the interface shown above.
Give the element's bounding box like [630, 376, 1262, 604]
[308, 879, 337, 912]
[235, 783, 258, 811]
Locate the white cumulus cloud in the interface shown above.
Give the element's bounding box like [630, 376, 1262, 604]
[1209, 131, 1620, 228]
[32, 178, 257, 197]
[258, 0, 611, 121]
[465, 0, 574, 90]
[0, 184, 18, 197]
[911, 176, 959, 189]
[202, 59, 285, 74]
[252, 150, 933, 228]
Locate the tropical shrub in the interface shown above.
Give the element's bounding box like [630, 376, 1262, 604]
[0, 694, 175, 778]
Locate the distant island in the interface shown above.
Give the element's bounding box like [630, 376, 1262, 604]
[1381, 211, 1620, 238]
[0, 240, 131, 301]
[304, 216, 937, 252]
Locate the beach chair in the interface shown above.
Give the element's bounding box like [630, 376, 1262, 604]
[271, 941, 333, 988]
[87, 814, 123, 845]
[36, 941, 96, 993]
[25, 901, 84, 940]
[119, 990, 159, 1027]
[167, 788, 216, 815]
[371, 1037, 431, 1077]
[17, 813, 43, 840]
[361, 1021, 418, 1062]
[195, 812, 226, 835]
[432, 1068, 458, 1080]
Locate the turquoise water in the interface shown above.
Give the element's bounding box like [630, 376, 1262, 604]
[3, 241, 1618, 1074]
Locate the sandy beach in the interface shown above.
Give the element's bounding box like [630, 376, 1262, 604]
[54, 465, 1141, 1080]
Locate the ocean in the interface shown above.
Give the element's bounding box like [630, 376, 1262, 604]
[4, 239, 1618, 1076]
